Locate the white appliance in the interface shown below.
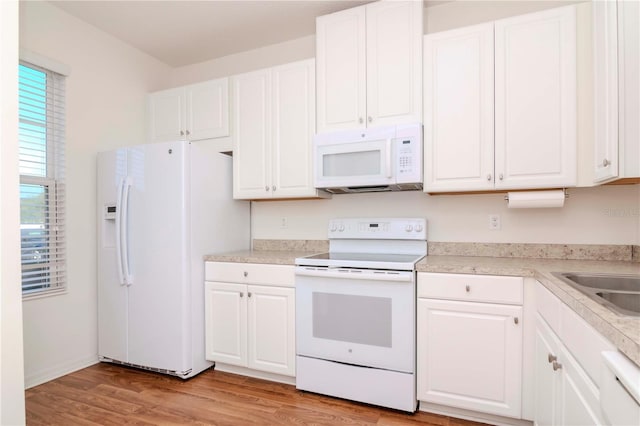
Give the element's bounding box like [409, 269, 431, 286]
[295, 218, 427, 412]
[313, 124, 423, 193]
[97, 140, 250, 379]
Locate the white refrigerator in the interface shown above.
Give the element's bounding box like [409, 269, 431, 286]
[97, 140, 249, 378]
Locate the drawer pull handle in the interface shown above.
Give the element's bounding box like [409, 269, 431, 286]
[552, 361, 562, 371]
[514, 317, 519, 325]
[465, 285, 470, 292]
[244, 271, 248, 277]
[548, 353, 557, 363]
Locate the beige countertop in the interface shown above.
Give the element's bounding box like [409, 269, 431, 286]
[417, 255, 640, 366]
[204, 250, 640, 366]
[204, 249, 315, 266]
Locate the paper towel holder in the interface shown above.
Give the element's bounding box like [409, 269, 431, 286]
[503, 188, 569, 202]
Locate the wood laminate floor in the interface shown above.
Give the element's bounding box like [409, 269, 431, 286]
[25, 363, 490, 426]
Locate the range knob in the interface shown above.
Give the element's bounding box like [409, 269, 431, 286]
[415, 224, 424, 232]
[338, 224, 345, 232]
[405, 224, 414, 232]
[330, 223, 337, 232]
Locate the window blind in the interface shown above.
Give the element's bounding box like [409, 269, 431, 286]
[19, 61, 67, 296]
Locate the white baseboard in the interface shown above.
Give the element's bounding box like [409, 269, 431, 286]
[213, 363, 296, 386]
[419, 401, 534, 426]
[25, 355, 99, 389]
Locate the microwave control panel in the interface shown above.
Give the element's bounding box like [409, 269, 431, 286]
[394, 135, 422, 184]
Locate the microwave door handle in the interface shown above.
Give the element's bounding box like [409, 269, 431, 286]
[386, 139, 392, 178]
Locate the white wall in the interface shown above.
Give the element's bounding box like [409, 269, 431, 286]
[252, 185, 640, 244]
[1, 1, 26, 423]
[167, 35, 315, 88]
[19, 1, 172, 388]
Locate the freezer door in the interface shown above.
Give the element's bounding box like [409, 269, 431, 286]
[97, 149, 129, 362]
[125, 141, 191, 373]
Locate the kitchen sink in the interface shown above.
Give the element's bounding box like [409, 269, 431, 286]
[552, 272, 640, 317]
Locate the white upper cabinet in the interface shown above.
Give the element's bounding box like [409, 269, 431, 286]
[233, 59, 329, 200]
[424, 23, 495, 192]
[593, 0, 640, 183]
[148, 78, 229, 142]
[316, 0, 422, 132]
[424, 6, 577, 192]
[232, 68, 271, 199]
[494, 6, 576, 190]
[316, 6, 366, 131]
[272, 61, 317, 197]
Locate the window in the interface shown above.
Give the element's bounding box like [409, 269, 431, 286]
[19, 61, 66, 296]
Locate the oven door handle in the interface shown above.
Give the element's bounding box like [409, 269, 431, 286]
[295, 267, 413, 282]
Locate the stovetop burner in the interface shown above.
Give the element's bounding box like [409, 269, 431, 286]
[295, 218, 427, 271]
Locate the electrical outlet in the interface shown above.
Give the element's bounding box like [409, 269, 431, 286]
[489, 214, 501, 230]
[280, 217, 288, 229]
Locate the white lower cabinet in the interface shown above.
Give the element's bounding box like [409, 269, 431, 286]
[534, 282, 615, 426]
[204, 262, 295, 377]
[534, 315, 603, 426]
[417, 273, 524, 419]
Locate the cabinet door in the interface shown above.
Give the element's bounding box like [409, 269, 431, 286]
[148, 87, 185, 142]
[417, 298, 523, 418]
[247, 285, 295, 376]
[366, 0, 422, 127]
[271, 60, 317, 197]
[423, 23, 495, 192]
[232, 69, 272, 199]
[592, 0, 619, 182]
[559, 351, 604, 426]
[534, 316, 561, 426]
[204, 282, 247, 367]
[618, 0, 640, 178]
[186, 78, 229, 141]
[316, 6, 366, 132]
[494, 6, 577, 189]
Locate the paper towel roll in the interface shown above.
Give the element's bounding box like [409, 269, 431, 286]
[507, 190, 565, 209]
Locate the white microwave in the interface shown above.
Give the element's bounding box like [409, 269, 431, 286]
[314, 124, 423, 193]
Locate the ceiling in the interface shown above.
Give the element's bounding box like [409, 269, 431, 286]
[50, 1, 381, 67]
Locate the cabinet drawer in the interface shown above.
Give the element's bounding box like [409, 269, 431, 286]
[418, 272, 523, 305]
[205, 262, 294, 287]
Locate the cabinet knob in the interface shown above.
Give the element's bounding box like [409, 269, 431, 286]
[465, 285, 470, 292]
[239, 292, 244, 298]
[272, 185, 276, 192]
[487, 174, 492, 181]
[180, 130, 185, 136]
[499, 173, 504, 180]
[548, 353, 557, 363]
[248, 292, 252, 298]
[186, 130, 190, 136]
[514, 317, 519, 325]
[552, 361, 562, 371]
[265, 186, 270, 191]
[243, 271, 248, 277]
[602, 158, 610, 167]
[359, 117, 363, 124]
[368, 116, 372, 123]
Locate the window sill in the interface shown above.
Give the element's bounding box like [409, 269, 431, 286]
[22, 287, 67, 301]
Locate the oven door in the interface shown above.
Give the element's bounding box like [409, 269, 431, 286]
[295, 266, 415, 373]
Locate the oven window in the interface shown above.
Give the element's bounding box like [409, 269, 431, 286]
[312, 292, 392, 347]
[323, 150, 381, 177]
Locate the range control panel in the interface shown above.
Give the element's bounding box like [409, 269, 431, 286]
[328, 218, 427, 240]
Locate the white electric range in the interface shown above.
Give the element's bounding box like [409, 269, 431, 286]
[294, 217, 427, 412]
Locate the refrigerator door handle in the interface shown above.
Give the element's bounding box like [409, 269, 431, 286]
[121, 176, 134, 285]
[115, 177, 126, 285]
